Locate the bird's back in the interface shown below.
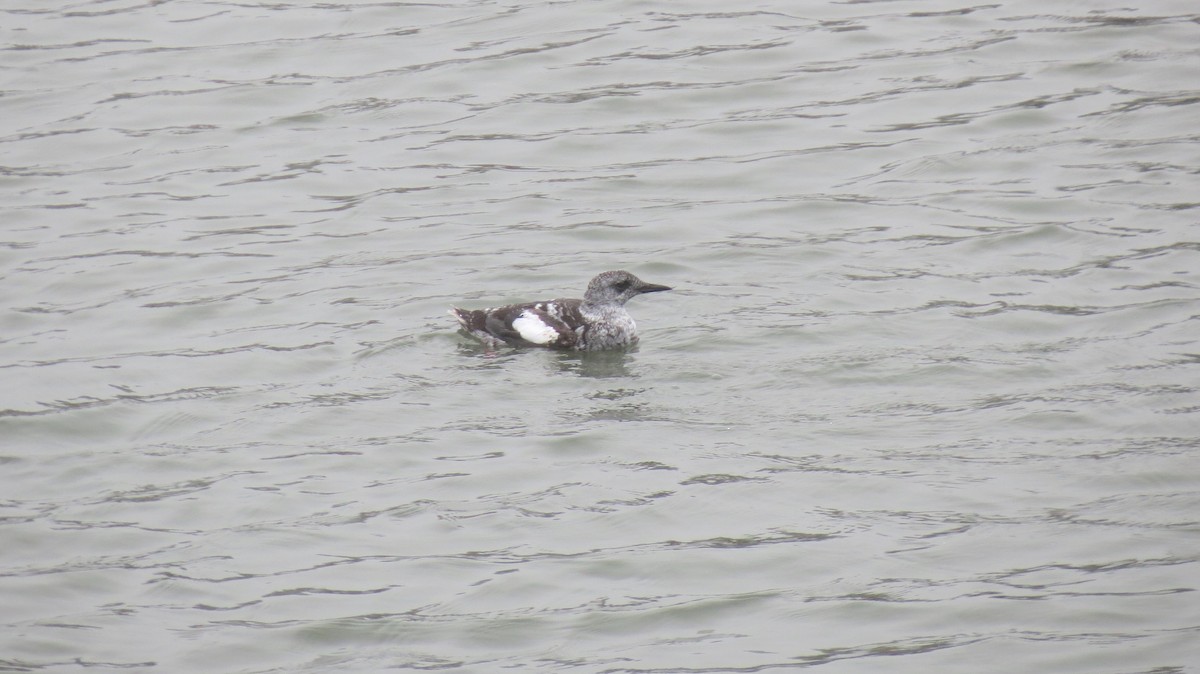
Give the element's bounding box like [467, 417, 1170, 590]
[452, 298, 585, 349]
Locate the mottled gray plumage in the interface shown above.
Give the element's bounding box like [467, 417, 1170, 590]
[451, 270, 671, 351]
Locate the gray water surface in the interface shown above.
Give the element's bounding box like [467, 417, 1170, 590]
[2, 1, 1198, 672]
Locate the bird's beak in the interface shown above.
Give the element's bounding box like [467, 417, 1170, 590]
[638, 283, 672, 294]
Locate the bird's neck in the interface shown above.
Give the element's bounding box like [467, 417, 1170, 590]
[581, 300, 627, 318]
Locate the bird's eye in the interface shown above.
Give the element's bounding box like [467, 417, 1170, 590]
[614, 280, 631, 290]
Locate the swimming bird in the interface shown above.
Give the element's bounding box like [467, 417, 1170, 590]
[451, 270, 671, 351]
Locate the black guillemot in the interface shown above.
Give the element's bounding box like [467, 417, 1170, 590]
[451, 270, 671, 351]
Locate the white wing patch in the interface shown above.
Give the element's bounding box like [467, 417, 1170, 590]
[512, 310, 560, 345]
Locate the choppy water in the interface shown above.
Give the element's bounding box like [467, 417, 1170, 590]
[2, 1, 1199, 672]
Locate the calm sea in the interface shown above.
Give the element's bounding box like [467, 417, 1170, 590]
[2, 1, 1198, 672]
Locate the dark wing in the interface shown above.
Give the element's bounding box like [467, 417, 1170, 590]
[484, 301, 579, 348]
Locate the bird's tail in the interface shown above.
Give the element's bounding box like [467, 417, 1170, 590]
[449, 307, 485, 331]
